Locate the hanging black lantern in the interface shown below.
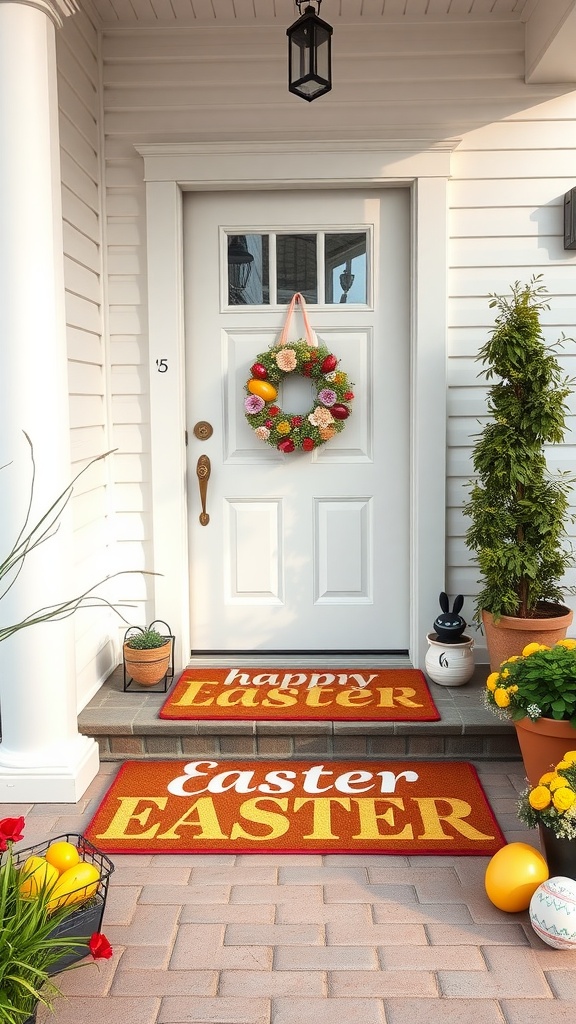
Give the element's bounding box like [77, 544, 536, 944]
[287, 1, 333, 103]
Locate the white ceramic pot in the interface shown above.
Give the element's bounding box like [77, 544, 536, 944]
[425, 632, 475, 686]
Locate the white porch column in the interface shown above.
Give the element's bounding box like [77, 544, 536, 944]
[0, 0, 99, 802]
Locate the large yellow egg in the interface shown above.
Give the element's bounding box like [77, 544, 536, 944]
[47, 861, 100, 911]
[45, 840, 80, 875]
[247, 379, 277, 402]
[20, 855, 59, 898]
[485, 842, 549, 912]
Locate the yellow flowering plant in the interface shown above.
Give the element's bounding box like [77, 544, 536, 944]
[484, 639, 576, 727]
[517, 750, 576, 839]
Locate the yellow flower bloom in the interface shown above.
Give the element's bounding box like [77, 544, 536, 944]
[539, 771, 556, 786]
[276, 420, 291, 435]
[494, 688, 510, 708]
[503, 655, 520, 663]
[555, 760, 572, 771]
[556, 638, 576, 650]
[500, 668, 510, 679]
[553, 787, 576, 812]
[529, 786, 552, 811]
[486, 672, 499, 692]
[521, 642, 542, 656]
[562, 751, 576, 764]
[549, 775, 567, 792]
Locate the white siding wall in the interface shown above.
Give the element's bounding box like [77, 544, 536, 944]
[97, 20, 576, 661]
[57, 8, 118, 708]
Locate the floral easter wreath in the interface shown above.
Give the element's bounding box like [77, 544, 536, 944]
[243, 294, 354, 454]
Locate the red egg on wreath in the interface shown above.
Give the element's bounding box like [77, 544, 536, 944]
[243, 339, 354, 454]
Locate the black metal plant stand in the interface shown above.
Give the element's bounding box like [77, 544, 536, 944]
[123, 619, 175, 692]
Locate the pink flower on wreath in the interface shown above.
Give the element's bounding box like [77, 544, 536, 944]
[269, 406, 280, 416]
[265, 420, 273, 428]
[344, 391, 354, 401]
[276, 348, 297, 372]
[308, 407, 334, 428]
[245, 394, 265, 414]
[255, 426, 270, 441]
[291, 416, 303, 426]
[318, 389, 337, 407]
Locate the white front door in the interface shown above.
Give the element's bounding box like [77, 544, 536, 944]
[183, 188, 410, 652]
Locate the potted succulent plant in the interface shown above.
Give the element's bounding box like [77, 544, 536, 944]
[463, 277, 575, 670]
[123, 620, 173, 687]
[0, 817, 113, 1024]
[517, 748, 576, 879]
[485, 639, 576, 784]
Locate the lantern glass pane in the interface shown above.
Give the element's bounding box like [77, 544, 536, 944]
[277, 234, 317, 303]
[325, 233, 368, 304]
[227, 234, 269, 305]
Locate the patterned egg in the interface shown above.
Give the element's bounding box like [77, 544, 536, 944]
[248, 379, 278, 402]
[250, 363, 268, 380]
[530, 876, 576, 948]
[321, 354, 337, 373]
[331, 404, 350, 420]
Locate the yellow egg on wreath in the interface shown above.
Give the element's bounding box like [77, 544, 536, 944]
[247, 379, 278, 402]
[485, 842, 549, 912]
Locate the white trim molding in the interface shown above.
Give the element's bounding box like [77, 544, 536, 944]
[0, 0, 79, 27]
[136, 141, 453, 670]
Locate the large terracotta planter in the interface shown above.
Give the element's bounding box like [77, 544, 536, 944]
[514, 715, 576, 787]
[482, 603, 573, 672]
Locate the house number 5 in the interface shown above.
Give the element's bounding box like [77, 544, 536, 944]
[156, 358, 168, 373]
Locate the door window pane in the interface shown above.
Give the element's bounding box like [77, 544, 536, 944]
[325, 232, 367, 304]
[277, 234, 317, 304]
[227, 234, 269, 305]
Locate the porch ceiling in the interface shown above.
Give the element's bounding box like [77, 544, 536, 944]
[86, 0, 576, 85]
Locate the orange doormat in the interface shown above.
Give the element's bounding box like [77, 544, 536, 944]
[84, 759, 505, 856]
[159, 667, 440, 722]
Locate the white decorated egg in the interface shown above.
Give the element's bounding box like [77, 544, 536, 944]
[529, 876, 576, 949]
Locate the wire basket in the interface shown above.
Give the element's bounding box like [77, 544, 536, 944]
[14, 832, 114, 973]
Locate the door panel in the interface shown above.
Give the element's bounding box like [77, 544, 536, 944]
[184, 189, 410, 651]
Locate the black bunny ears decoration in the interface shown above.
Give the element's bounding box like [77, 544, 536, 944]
[433, 592, 466, 642]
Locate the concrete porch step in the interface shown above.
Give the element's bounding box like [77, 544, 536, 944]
[78, 662, 521, 763]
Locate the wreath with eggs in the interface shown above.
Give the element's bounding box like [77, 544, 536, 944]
[244, 339, 354, 453]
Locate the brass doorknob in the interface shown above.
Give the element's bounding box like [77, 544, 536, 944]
[196, 455, 211, 526]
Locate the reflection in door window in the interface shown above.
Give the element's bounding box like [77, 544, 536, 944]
[325, 232, 367, 303]
[227, 234, 269, 305]
[277, 234, 317, 304]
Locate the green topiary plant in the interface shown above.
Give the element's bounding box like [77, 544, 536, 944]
[124, 628, 168, 650]
[464, 276, 576, 623]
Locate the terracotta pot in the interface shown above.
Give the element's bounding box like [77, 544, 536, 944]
[123, 640, 172, 686]
[514, 715, 576, 787]
[539, 826, 576, 881]
[482, 603, 573, 672]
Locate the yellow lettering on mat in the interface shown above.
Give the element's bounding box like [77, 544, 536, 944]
[352, 798, 413, 840]
[230, 798, 291, 841]
[293, 797, 351, 839]
[157, 796, 229, 840]
[96, 796, 167, 840]
[172, 679, 217, 706]
[413, 797, 494, 841]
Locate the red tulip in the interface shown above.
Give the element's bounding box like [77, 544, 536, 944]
[0, 816, 25, 850]
[331, 404, 350, 420]
[278, 439, 295, 453]
[251, 363, 267, 380]
[321, 354, 337, 373]
[89, 933, 113, 960]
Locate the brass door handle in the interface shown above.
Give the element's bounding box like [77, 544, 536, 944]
[196, 455, 211, 526]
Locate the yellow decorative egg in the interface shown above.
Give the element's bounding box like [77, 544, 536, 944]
[247, 379, 277, 402]
[485, 842, 548, 912]
[47, 861, 100, 911]
[44, 840, 81, 875]
[19, 855, 59, 898]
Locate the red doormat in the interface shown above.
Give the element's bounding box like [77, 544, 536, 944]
[84, 760, 505, 856]
[158, 667, 440, 722]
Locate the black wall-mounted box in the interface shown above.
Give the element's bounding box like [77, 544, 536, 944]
[564, 188, 576, 249]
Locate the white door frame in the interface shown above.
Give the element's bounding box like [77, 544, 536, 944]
[136, 141, 453, 670]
